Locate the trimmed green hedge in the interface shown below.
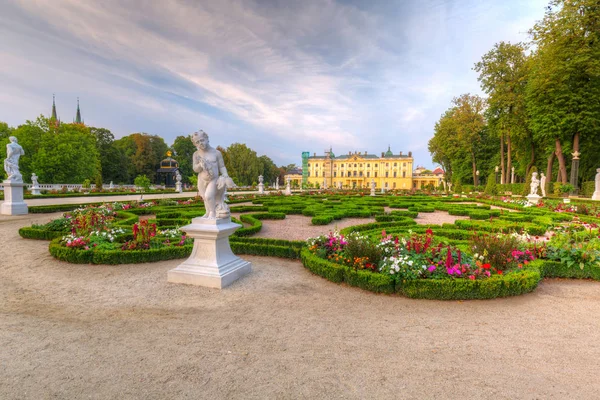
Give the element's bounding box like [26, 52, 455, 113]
[19, 227, 65, 240]
[537, 259, 600, 280]
[312, 215, 334, 225]
[49, 239, 193, 264]
[301, 248, 394, 293]
[396, 268, 541, 300]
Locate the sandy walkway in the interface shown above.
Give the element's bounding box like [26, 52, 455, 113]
[1, 213, 600, 399]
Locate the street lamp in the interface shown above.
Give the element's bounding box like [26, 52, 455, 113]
[475, 170, 480, 187]
[495, 165, 499, 184]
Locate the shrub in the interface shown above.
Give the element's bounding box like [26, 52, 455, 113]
[312, 215, 334, 225]
[470, 232, 523, 272]
[134, 175, 151, 191]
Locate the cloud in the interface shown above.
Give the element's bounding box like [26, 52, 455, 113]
[0, 0, 547, 166]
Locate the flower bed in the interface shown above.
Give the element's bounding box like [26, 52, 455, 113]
[303, 228, 544, 299]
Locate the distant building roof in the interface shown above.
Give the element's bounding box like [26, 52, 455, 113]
[432, 167, 445, 175]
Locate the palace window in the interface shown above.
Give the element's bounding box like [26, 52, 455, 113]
[354, 164, 357, 167]
[386, 163, 389, 167]
[341, 172, 344, 177]
[385, 172, 389, 177]
[360, 164, 362, 167]
[375, 172, 378, 177]
[308, 172, 310, 177]
[323, 172, 325, 177]
[341, 164, 344, 167]
[393, 182, 396, 189]
[394, 163, 397, 167]
[307, 163, 310, 167]
[402, 171, 406, 178]
[367, 172, 370, 177]
[375, 164, 378, 167]
[367, 164, 370, 168]
[353, 171, 357, 177]
[403, 163, 406, 167]
[393, 172, 397, 178]
[359, 171, 363, 177]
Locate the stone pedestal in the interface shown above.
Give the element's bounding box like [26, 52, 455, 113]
[526, 194, 541, 206]
[31, 185, 41, 195]
[167, 217, 251, 289]
[285, 184, 291, 196]
[1, 181, 28, 215]
[175, 182, 183, 193]
[258, 183, 264, 194]
[592, 191, 600, 201]
[370, 188, 375, 196]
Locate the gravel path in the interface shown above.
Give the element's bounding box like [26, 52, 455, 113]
[1, 212, 600, 399]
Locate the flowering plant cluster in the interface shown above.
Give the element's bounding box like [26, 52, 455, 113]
[122, 220, 157, 250]
[62, 234, 91, 249]
[307, 228, 543, 282]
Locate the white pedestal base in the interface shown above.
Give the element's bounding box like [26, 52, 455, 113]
[31, 186, 41, 195]
[593, 191, 600, 201]
[175, 182, 182, 193]
[285, 186, 291, 195]
[258, 183, 264, 194]
[526, 194, 541, 205]
[167, 217, 251, 289]
[1, 181, 28, 215]
[370, 189, 376, 196]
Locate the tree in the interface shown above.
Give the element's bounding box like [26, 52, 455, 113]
[171, 135, 196, 184]
[474, 41, 530, 183]
[90, 126, 129, 184]
[527, 0, 600, 186]
[114, 133, 168, 183]
[222, 143, 261, 186]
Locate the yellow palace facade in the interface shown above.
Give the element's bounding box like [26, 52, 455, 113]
[302, 147, 419, 190]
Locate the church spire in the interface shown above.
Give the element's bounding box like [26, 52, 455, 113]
[75, 97, 82, 124]
[51, 94, 57, 120]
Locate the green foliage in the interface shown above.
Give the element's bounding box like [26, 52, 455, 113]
[114, 133, 168, 184]
[134, 175, 151, 191]
[484, 172, 498, 196]
[171, 135, 196, 184]
[311, 215, 334, 225]
[522, 166, 538, 196]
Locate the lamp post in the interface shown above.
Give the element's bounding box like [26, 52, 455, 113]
[495, 166, 499, 184]
[475, 170, 480, 188]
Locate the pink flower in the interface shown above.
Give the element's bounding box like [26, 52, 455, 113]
[469, 275, 475, 280]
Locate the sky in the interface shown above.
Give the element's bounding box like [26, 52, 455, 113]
[0, 0, 548, 168]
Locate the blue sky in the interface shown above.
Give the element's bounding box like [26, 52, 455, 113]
[0, 0, 547, 167]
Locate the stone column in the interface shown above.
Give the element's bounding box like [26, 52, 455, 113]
[511, 167, 515, 184]
[1, 181, 28, 215]
[570, 151, 580, 195]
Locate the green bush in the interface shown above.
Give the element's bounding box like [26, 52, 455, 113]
[134, 175, 151, 191]
[19, 227, 64, 240]
[312, 215, 334, 225]
[396, 268, 541, 300]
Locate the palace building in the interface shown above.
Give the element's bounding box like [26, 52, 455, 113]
[298, 147, 444, 190]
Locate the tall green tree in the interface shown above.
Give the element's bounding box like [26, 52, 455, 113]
[527, 0, 600, 184]
[223, 143, 261, 186]
[114, 133, 168, 183]
[474, 41, 530, 183]
[171, 135, 196, 184]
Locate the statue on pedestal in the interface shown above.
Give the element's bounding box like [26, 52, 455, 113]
[540, 173, 547, 197]
[4, 137, 24, 182]
[192, 130, 235, 219]
[592, 168, 600, 201]
[31, 173, 39, 187]
[529, 172, 540, 196]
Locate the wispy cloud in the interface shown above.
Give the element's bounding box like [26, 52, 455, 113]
[0, 0, 547, 166]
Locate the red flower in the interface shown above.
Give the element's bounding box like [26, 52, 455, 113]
[482, 263, 491, 270]
[497, 270, 503, 275]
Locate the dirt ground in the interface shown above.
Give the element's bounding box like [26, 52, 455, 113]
[1, 212, 600, 399]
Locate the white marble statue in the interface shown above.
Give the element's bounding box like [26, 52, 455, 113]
[529, 172, 540, 196]
[592, 168, 600, 200]
[258, 175, 263, 184]
[176, 170, 182, 183]
[192, 130, 235, 219]
[4, 136, 24, 182]
[540, 173, 546, 197]
[31, 173, 39, 187]
[275, 177, 279, 190]
[109, 181, 114, 189]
